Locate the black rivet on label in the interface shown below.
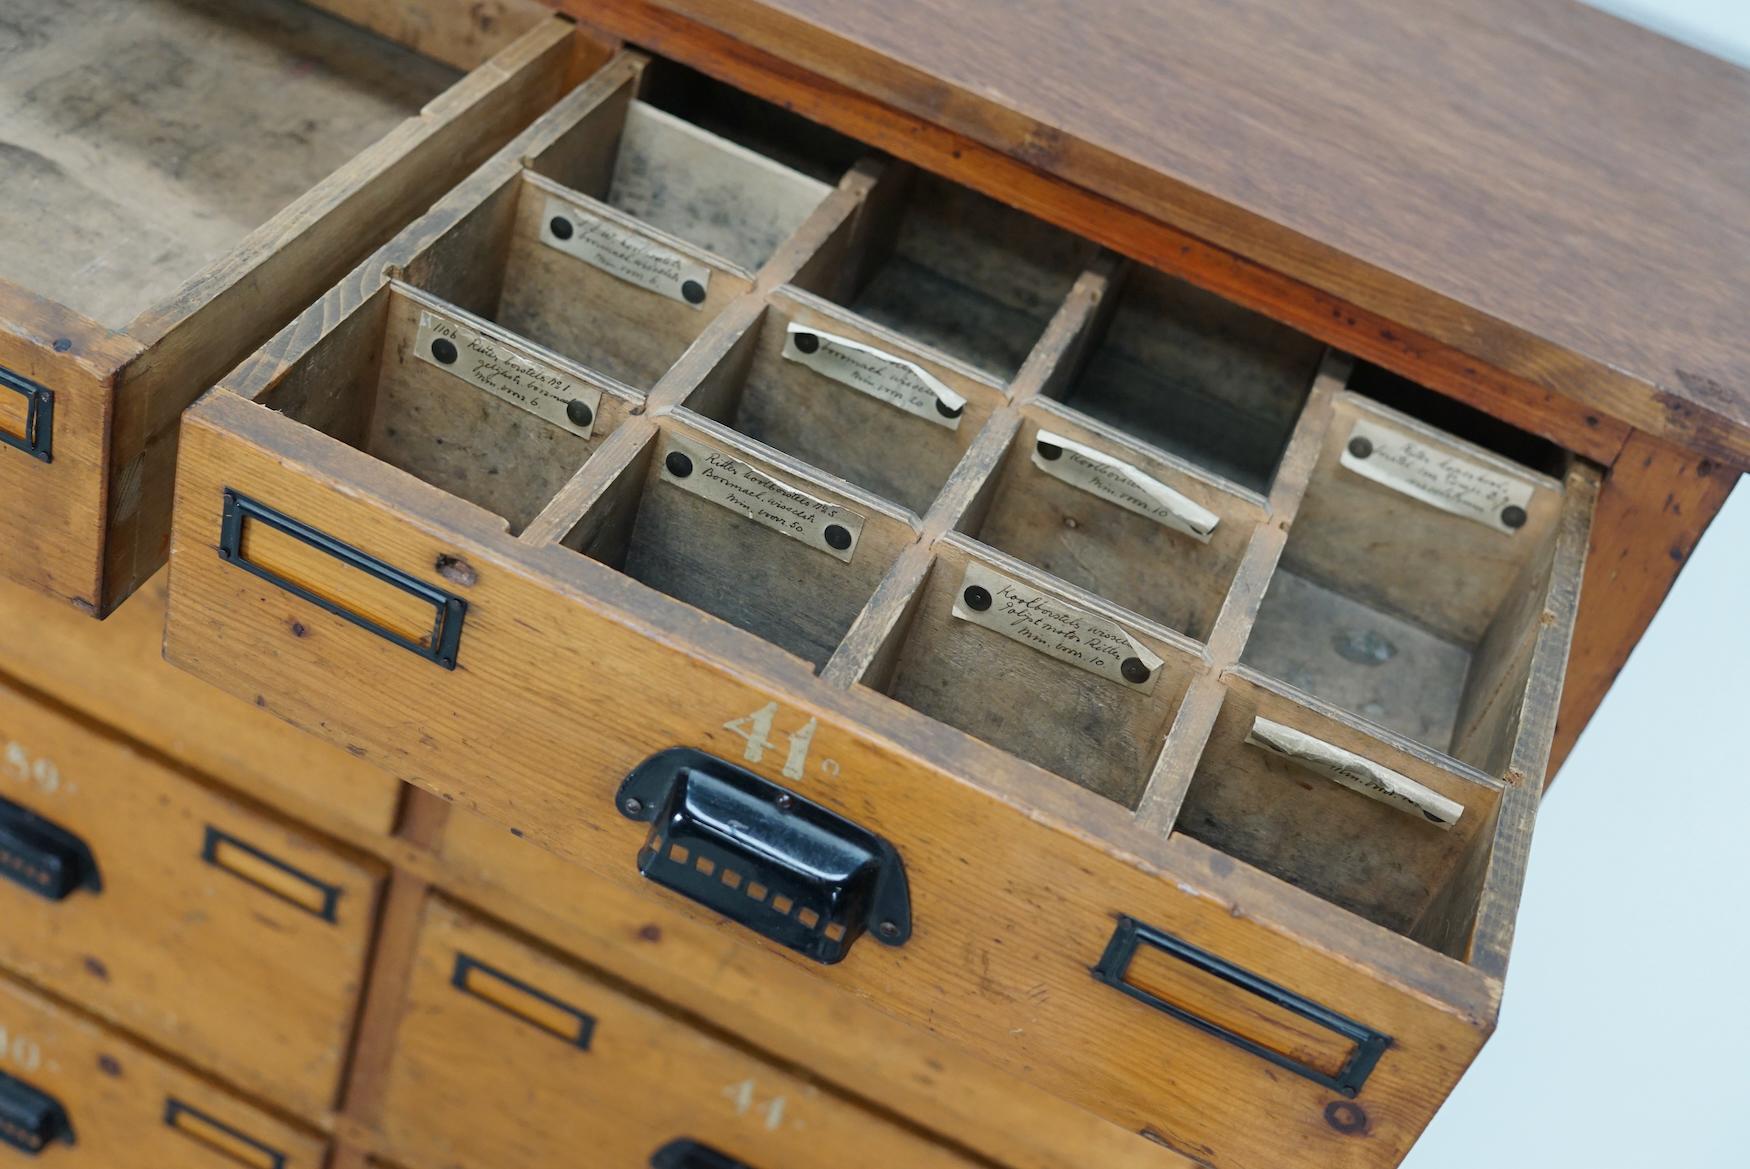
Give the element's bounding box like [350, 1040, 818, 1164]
[1121, 657, 1151, 685]
[794, 332, 820, 354]
[824, 523, 853, 550]
[937, 399, 964, 419]
[681, 279, 707, 305]
[549, 216, 574, 240]
[566, 399, 594, 428]
[1347, 436, 1373, 459]
[431, 338, 458, 365]
[1036, 440, 1063, 461]
[1501, 504, 1527, 529]
[963, 585, 992, 611]
[665, 451, 694, 478]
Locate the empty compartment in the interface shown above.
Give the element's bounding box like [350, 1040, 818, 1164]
[960, 403, 1265, 640]
[681, 288, 1008, 514]
[864, 537, 1196, 808]
[827, 169, 1094, 379]
[1176, 670, 1502, 942]
[0, 0, 459, 329]
[1046, 263, 1326, 492]
[257, 281, 640, 534]
[565, 417, 917, 669]
[1241, 392, 1570, 767]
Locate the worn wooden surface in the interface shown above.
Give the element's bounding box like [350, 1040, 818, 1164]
[559, 0, 1750, 467]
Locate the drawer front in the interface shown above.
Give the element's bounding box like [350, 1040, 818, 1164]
[378, 896, 976, 1169]
[0, 678, 384, 1120]
[166, 396, 1513, 1169]
[0, 970, 327, 1167]
[0, 571, 402, 841]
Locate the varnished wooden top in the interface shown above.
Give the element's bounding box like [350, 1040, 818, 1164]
[577, 0, 1750, 463]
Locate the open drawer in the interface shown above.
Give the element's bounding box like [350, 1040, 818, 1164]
[163, 66, 1597, 1169]
[0, 0, 613, 617]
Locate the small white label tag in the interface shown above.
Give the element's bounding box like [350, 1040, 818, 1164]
[1244, 716, 1463, 829]
[951, 562, 1162, 693]
[659, 433, 865, 563]
[1339, 419, 1535, 533]
[414, 309, 600, 438]
[1031, 431, 1218, 541]
[539, 196, 711, 308]
[780, 323, 966, 430]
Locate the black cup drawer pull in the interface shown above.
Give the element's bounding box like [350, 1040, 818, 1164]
[217, 490, 467, 669]
[0, 1070, 73, 1154]
[0, 796, 100, 902]
[0, 366, 53, 463]
[617, 748, 911, 965]
[652, 1140, 752, 1169]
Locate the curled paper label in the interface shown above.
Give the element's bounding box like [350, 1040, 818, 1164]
[1339, 418, 1535, 534]
[540, 196, 711, 308]
[1245, 716, 1463, 828]
[782, 323, 967, 430]
[951, 561, 1162, 693]
[1031, 431, 1217, 541]
[659, 432, 865, 563]
[415, 308, 599, 438]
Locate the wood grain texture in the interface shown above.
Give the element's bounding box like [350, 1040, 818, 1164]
[559, 0, 1750, 465]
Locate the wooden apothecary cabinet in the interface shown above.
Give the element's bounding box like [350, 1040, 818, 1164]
[4, 2, 1746, 1169]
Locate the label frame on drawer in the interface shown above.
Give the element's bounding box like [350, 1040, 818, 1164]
[200, 826, 342, 923]
[450, 953, 597, 1049]
[1093, 915, 1391, 1097]
[217, 489, 466, 669]
[163, 1098, 288, 1169]
[0, 367, 53, 463]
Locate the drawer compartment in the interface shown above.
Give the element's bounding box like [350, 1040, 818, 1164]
[375, 896, 977, 1169]
[0, 968, 326, 1166]
[0, 678, 383, 1120]
[0, 0, 600, 615]
[164, 72, 1600, 1169]
[0, 570, 402, 839]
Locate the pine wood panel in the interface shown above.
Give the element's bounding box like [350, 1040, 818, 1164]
[0, 677, 385, 1121]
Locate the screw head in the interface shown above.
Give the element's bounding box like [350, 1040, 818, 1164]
[566, 398, 594, 428]
[774, 793, 794, 811]
[877, 920, 901, 940]
[1121, 656, 1152, 685]
[665, 451, 694, 478]
[1501, 504, 1528, 529]
[1347, 436, 1373, 459]
[549, 216, 574, 240]
[621, 796, 644, 816]
[963, 585, 992, 611]
[681, 279, 707, 305]
[1036, 440, 1064, 461]
[823, 523, 853, 551]
[430, 338, 458, 365]
[793, 331, 820, 354]
[936, 399, 964, 419]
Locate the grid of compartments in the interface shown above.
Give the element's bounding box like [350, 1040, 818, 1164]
[239, 52, 1592, 960]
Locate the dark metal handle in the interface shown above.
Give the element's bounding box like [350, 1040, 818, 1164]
[651, 1139, 752, 1169]
[0, 796, 100, 902]
[0, 1070, 73, 1154]
[217, 489, 466, 668]
[617, 749, 911, 965]
[0, 367, 53, 462]
[1093, 916, 1391, 1097]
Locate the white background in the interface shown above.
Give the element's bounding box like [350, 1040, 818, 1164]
[1406, 5, 1750, 1164]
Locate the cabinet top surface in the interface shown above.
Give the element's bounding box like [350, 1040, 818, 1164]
[628, 0, 1750, 460]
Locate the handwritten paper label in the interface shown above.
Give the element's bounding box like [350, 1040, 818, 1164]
[659, 433, 865, 562]
[950, 562, 1162, 693]
[1245, 716, 1463, 828]
[1031, 431, 1218, 541]
[415, 309, 600, 438]
[1339, 418, 1535, 533]
[781, 324, 966, 430]
[539, 196, 711, 308]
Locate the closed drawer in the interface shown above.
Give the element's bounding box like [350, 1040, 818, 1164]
[0, 968, 326, 1167]
[163, 55, 1598, 1169]
[377, 896, 975, 1169]
[0, 0, 606, 616]
[0, 571, 401, 841]
[0, 677, 384, 1120]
